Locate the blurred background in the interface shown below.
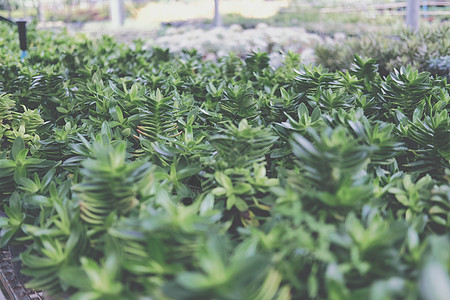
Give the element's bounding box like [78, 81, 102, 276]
[1, 0, 449, 73]
[1, 0, 448, 32]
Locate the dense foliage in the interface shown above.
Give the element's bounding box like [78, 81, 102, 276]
[315, 23, 450, 78]
[0, 23, 450, 300]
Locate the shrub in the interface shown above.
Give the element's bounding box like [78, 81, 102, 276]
[315, 22, 449, 77]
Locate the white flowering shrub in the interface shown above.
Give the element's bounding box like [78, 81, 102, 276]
[149, 24, 323, 67]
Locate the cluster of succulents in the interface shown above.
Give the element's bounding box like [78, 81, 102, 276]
[0, 22, 449, 300]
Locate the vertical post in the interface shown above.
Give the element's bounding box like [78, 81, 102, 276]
[213, 0, 222, 27]
[110, 0, 125, 27]
[38, 0, 46, 23]
[406, 0, 419, 32]
[17, 20, 27, 60]
[423, 0, 428, 18]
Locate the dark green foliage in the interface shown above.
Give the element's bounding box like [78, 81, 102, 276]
[134, 88, 180, 161]
[0, 23, 449, 300]
[380, 66, 432, 116]
[289, 127, 373, 215]
[72, 139, 152, 226]
[0, 137, 56, 200]
[315, 23, 450, 77]
[427, 55, 450, 79]
[209, 119, 277, 168]
[294, 65, 339, 95]
[220, 84, 259, 121]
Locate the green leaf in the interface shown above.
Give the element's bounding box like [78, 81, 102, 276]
[215, 172, 233, 190]
[11, 137, 25, 161]
[177, 272, 213, 290]
[56, 107, 68, 114]
[200, 193, 215, 216]
[233, 183, 252, 194]
[0, 227, 19, 248]
[235, 197, 248, 212]
[41, 168, 56, 189]
[109, 81, 125, 97]
[227, 194, 237, 210]
[115, 106, 124, 123]
[413, 103, 424, 122]
[14, 148, 29, 166]
[16, 177, 39, 193]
